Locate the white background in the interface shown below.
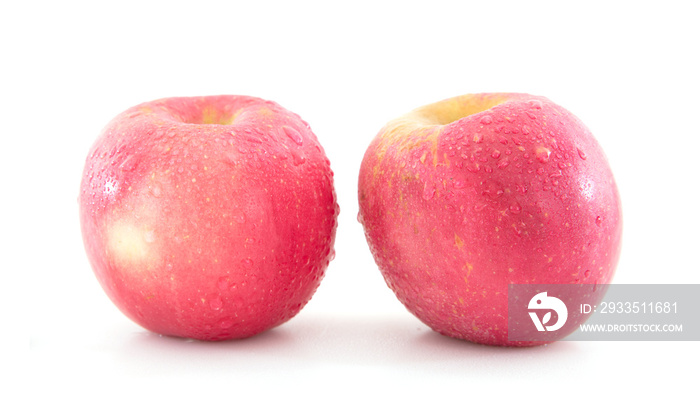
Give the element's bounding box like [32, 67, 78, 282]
[7, 0, 699, 397]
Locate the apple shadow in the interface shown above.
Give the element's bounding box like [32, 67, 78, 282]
[406, 326, 586, 378]
[113, 326, 297, 376]
[281, 313, 585, 368]
[112, 312, 588, 377]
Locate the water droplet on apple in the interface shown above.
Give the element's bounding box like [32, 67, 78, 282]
[491, 149, 501, 159]
[292, 151, 306, 166]
[473, 203, 487, 212]
[536, 147, 551, 163]
[577, 147, 587, 160]
[283, 126, 304, 145]
[218, 276, 231, 290]
[584, 270, 591, 278]
[119, 155, 138, 171]
[208, 295, 223, 311]
[422, 183, 435, 200]
[526, 111, 537, 120]
[329, 249, 336, 261]
[466, 163, 481, 173]
[595, 216, 603, 226]
[233, 211, 246, 224]
[512, 224, 522, 237]
[150, 183, 162, 198]
[521, 125, 531, 135]
[527, 99, 543, 109]
[509, 203, 522, 214]
[218, 318, 234, 329]
[473, 133, 484, 143]
[479, 115, 493, 125]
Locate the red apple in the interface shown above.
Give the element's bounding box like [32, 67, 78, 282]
[80, 95, 338, 341]
[358, 93, 622, 346]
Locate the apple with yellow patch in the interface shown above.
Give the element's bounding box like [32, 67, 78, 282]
[358, 93, 622, 346]
[80, 95, 338, 340]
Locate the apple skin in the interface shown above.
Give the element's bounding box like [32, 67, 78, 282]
[358, 93, 622, 346]
[80, 95, 338, 341]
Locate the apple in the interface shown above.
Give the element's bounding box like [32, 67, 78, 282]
[358, 93, 622, 346]
[80, 95, 338, 341]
